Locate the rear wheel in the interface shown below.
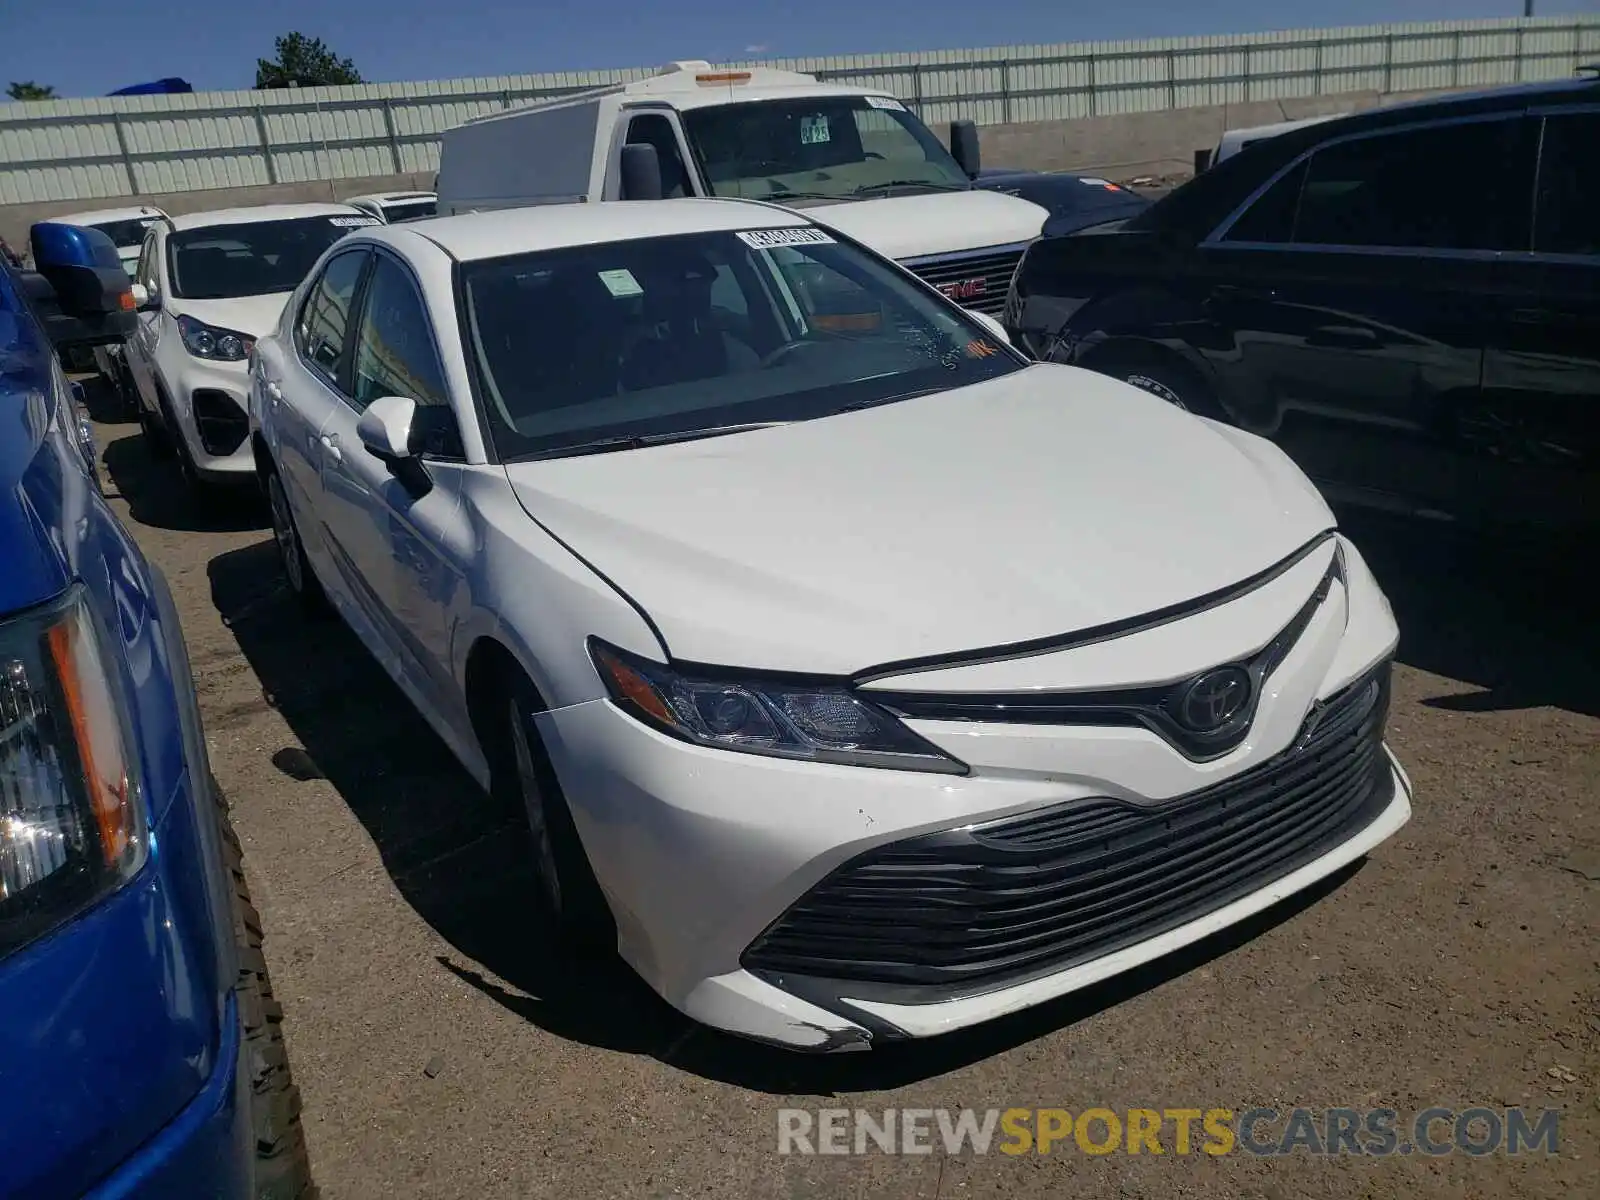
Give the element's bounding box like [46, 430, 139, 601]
[494, 672, 615, 951]
[215, 775, 317, 1199]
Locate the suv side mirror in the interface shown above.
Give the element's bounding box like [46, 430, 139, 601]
[24, 223, 138, 350]
[620, 143, 664, 201]
[131, 282, 159, 311]
[949, 120, 981, 179]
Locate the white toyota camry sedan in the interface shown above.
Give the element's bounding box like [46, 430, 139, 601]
[247, 198, 1412, 1051]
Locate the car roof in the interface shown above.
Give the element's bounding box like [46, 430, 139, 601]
[39, 205, 168, 227]
[168, 203, 366, 231]
[385, 197, 812, 261]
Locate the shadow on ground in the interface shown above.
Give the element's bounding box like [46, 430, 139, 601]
[1337, 511, 1598, 718]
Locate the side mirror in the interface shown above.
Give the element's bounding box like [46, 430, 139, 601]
[620, 143, 664, 201]
[357, 394, 417, 462]
[131, 282, 159, 311]
[969, 311, 1011, 346]
[25, 223, 138, 350]
[949, 120, 981, 179]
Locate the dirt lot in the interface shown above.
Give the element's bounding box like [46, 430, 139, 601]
[88, 387, 1596, 1200]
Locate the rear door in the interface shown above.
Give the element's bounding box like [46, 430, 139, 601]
[1202, 113, 1536, 519]
[1479, 106, 1600, 526]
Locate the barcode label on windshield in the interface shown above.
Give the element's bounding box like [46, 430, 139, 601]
[863, 95, 906, 111]
[330, 216, 381, 227]
[736, 227, 836, 249]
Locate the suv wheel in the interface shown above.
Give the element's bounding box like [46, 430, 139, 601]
[1097, 354, 1224, 420]
[215, 775, 318, 1199]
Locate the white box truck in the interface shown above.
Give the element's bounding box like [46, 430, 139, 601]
[436, 61, 1049, 313]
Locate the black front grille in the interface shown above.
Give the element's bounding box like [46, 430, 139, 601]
[743, 663, 1394, 1000]
[903, 246, 1026, 315]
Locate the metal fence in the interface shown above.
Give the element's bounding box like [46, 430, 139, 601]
[2, 14, 1596, 205]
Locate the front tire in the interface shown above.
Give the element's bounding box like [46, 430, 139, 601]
[266, 469, 327, 614]
[496, 674, 615, 952]
[1093, 352, 1224, 420]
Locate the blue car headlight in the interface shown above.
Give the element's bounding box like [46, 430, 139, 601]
[589, 638, 966, 774]
[1, 588, 147, 961]
[177, 314, 253, 362]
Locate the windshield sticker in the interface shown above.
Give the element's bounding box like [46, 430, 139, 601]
[735, 227, 837, 250]
[330, 216, 381, 227]
[800, 115, 831, 145]
[597, 268, 644, 298]
[863, 95, 906, 111]
[965, 339, 1001, 359]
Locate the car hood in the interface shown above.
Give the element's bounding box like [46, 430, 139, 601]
[503, 364, 1335, 676]
[171, 292, 292, 338]
[808, 189, 1047, 261]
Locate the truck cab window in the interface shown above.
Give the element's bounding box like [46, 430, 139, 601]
[1534, 111, 1600, 257]
[625, 114, 693, 199]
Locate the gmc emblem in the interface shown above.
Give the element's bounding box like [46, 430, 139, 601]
[938, 277, 988, 301]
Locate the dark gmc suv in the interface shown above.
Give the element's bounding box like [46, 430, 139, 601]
[1004, 71, 1599, 530]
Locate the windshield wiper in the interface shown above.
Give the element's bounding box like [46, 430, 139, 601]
[761, 189, 851, 203]
[521, 421, 792, 461]
[853, 180, 970, 197]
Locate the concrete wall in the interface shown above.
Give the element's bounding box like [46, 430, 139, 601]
[0, 86, 1466, 246]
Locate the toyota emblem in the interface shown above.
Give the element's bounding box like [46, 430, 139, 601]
[1176, 666, 1253, 733]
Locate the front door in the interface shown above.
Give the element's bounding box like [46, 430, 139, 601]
[317, 251, 472, 742]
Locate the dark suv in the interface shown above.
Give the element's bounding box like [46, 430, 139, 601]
[1004, 72, 1599, 530]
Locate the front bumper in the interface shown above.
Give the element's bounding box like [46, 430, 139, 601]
[83, 992, 251, 1200]
[155, 352, 254, 479]
[538, 534, 1410, 1050]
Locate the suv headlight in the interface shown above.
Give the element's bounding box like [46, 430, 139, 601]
[1, 589, 147, 961]
[177, 314, 254, 362]
[589, 639, 966, 775]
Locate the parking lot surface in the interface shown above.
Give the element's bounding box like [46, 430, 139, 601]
[88, 387, 1596, 1200]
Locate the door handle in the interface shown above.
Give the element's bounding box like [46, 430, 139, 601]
[320, 434, 342, 463]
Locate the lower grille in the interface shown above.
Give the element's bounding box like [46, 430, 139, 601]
[743, 662, 1394, 999]
[903, 245, 1027, 316]
[191, 389, 248, 456]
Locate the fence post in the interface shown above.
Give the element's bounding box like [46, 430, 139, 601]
[1381, 32, 1393, 94]
[110, 113, 138, 196]
[1313, 37, 1324, 94]
[910, 62, 923, 118]
[1001, 58, 1013, 124]
[1166, 48, 1177, 109]
[253, 107, 278, 185]
[381, 98, 403, 174]
[1086, 51, 1097, 117]
[1452, 29, 1463, 87]
[1241, 43, 1252, 103]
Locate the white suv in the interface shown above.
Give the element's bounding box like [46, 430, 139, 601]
[123, 203, 379, 489]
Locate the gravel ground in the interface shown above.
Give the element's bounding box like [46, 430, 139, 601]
[87, 384, 1596, 1200]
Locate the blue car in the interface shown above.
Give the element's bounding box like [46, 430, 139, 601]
[1, 225, 313, 1197]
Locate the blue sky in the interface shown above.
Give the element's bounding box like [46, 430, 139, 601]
[3, 1, 1592, 98]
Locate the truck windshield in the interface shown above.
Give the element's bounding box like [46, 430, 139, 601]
[461, 227, 1019, 461]
[681, 97, 970, 203]
[167, 217, 369, 299]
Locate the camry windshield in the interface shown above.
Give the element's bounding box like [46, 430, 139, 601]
[167, 216, 370, 299]
[681, 98, 970, 202]
[462, 228, 1020, 460]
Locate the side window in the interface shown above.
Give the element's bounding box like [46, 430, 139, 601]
[136, 232, 159, 292]
[1290, 119, 1533, 252]
[350, 255, 450, 413]
[625, 114, 692, 199]
[1534, 111, 1600, 257]
[1223, 160, 1308, 244]
[295, 250, 368, 384]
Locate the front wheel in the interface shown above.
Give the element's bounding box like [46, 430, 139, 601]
[497, 675, 615, 952]
[1096, 354, 1224, 420]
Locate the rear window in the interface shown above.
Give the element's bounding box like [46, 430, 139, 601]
[167, 215, 378, 299]
[381, 200, 437, 224]
[87, 217, 161, 248]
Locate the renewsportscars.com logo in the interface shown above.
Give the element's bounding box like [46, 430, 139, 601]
[777, 1107, 1561, 1157]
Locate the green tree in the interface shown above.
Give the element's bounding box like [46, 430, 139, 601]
[254, 33, 363, 89]
[7, 81, 58, 100]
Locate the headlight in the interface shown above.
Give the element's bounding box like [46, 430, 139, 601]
[177, 314, 254, 362]
[589, 639, 966, 775]
[1, 589, 148, 961]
